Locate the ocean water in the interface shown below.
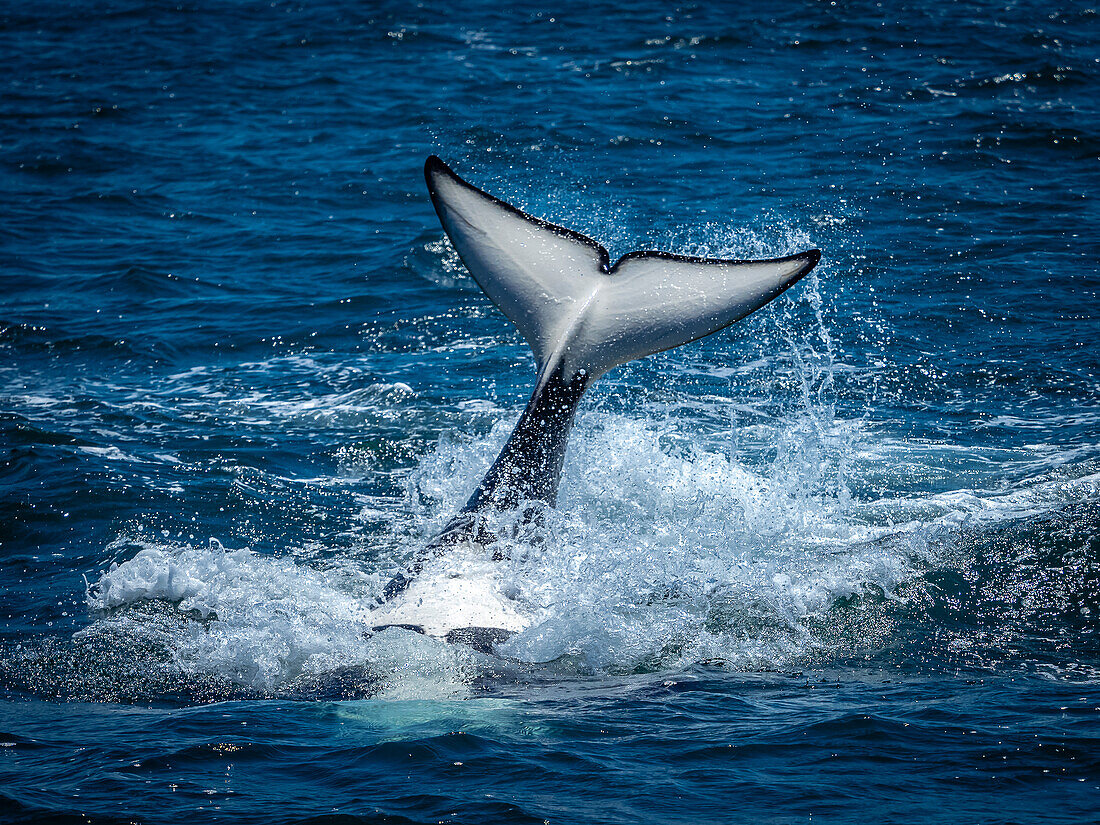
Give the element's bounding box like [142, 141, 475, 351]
[2, 0, 1098, 822]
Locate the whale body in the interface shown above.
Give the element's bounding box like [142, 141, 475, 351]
[369, 157, 821, 652]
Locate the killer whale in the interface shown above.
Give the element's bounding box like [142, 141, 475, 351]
[369, 156, 821, 652]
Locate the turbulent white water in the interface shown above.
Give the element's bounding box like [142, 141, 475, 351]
[84, 389, 1099, 696]
[71, 221, 1100, 697]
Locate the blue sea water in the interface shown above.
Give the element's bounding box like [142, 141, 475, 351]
[2, 0, 1098, 822]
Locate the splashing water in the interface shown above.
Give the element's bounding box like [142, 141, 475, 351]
[70, 217, 1098, 701]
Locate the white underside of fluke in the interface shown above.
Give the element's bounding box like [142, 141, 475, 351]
[425, 156, 821, 384]
[370, 547, 539, 638]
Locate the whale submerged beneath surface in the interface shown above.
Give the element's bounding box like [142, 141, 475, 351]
[369, 157, 821, 653]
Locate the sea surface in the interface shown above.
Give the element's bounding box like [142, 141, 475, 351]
[2, 1, 1098, 823]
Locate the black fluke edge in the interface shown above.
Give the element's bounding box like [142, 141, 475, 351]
[423, 155, 822, 275]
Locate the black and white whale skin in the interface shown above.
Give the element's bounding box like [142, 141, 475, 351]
[370, 157, 821, 652]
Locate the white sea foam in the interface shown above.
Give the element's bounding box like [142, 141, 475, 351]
[77, 445, 140, 462]
[83, 401, 1097, 695]
[84, 538, 475, 698]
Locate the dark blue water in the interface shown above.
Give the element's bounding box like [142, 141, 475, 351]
[2, 1, 1098, 822]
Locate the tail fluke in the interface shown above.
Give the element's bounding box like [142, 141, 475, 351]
[376, 159, 820, 618]
[424, 156, 820, 383]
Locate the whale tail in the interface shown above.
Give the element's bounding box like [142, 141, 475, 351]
[425, 155, 821, 395]
[370, 158, 821, 629]
[425, 155, 820, 515]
